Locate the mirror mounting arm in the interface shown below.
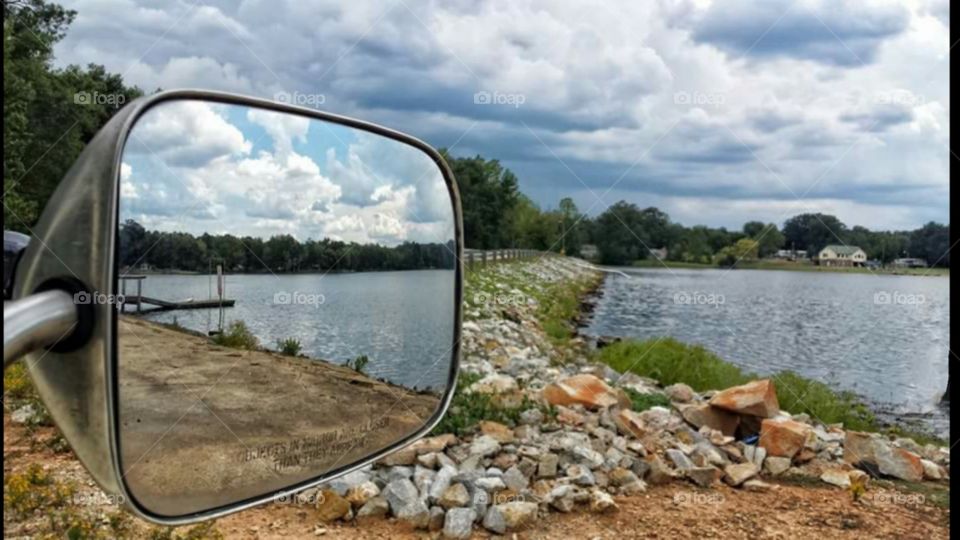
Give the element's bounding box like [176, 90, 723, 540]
[3, 290, 78, 367]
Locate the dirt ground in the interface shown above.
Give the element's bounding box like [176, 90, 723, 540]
[4, 414, 948, 540]
[116, 316, 440, 517]
[209, 480, 948, 540]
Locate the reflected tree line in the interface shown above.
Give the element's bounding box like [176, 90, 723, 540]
[118, 220, 455, 273]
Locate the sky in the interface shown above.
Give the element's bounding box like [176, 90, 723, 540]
[56, 0, 950, 231]
[119, 100, 455, 244]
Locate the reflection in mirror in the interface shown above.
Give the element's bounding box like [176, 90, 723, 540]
[116, 99, 456, 516]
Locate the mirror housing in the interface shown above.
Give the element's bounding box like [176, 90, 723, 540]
[11, 89, 464, 524]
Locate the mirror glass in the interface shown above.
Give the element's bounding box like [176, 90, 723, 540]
[115, 99, 457, 516]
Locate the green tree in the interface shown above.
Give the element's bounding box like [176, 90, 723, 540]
[557, 197, 583, 255]
[782, 213, 847, 256]
[3, 0, 142, 232]
[439, 151, 519, 249]
[908, 222, 950, 267]
[743, 222, 784, 258]
[595, 201, 650, 265]
[715, 238, 759, 267]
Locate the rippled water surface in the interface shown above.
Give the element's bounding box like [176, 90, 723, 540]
[586, 267, 950, 437]
[128, 270, 455, 391]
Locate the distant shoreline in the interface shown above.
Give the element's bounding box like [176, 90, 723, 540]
[623, 258, 949, 276]
[121, 266, 453, 277]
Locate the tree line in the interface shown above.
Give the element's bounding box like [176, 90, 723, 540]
[118, 219, 455, 273]
[443, 151, 950, 267]
[4, 0, 951, 271]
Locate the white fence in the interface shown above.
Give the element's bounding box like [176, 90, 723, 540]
[463, 248, 550, 265]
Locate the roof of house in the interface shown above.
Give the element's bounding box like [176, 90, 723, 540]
[820, 244, 863, 255]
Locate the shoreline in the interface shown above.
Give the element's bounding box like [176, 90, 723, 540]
[621, 258, 949, 276]
[122, 266, 453, 277]
[578, 273, 947, 445]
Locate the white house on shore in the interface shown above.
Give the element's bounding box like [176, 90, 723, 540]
[816, 245, 867, 267]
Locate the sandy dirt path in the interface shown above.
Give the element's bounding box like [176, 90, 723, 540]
[117, 316, 441, 517]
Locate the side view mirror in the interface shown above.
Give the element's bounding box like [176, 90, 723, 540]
[5, 89, 463, 523]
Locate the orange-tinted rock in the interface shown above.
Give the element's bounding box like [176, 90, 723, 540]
[879, 447, 924, 482]
[542, 374, 620, 410]
[844, 430, 924, 481]
[479, 420, 515, 443]
[613, 408, 647, 438]
[709, 379, 779, 418]
[680, 403, 740, 437]
[316, 489, 352, 522]
[758, 418, 812, 458]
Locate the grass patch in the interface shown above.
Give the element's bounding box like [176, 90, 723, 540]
[431, 372, 554, 436]
[211, 321, 259, 350]
[598, 337, 749, 392]
[622, 387, 672, 412]
[345, 354, 370, 374]
[597, 337, 944, 444]
[275, 337, 302, 356]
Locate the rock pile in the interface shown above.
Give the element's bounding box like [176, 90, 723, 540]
[301, 257, 950, 537]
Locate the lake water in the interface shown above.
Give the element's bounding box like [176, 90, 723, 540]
[128, 270, 456, 392]
[586, 266, 950, 437]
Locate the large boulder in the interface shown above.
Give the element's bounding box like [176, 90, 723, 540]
[758, 418, 812, 458]
[709, 379, 780, 418]
[843, 431, 924, 481]
[680, 403, 740, 437]
[543, 374, 620, 410]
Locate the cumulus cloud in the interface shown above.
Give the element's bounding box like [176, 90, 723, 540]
[691, 0, 910, 66]
[119, 99, 454, 245]
[127, 101, 251, 166]
[60, 0, 947, 230]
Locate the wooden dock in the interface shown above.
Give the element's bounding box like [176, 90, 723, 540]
[122, 295, 235, 312]
[119, 274, 235, 313]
